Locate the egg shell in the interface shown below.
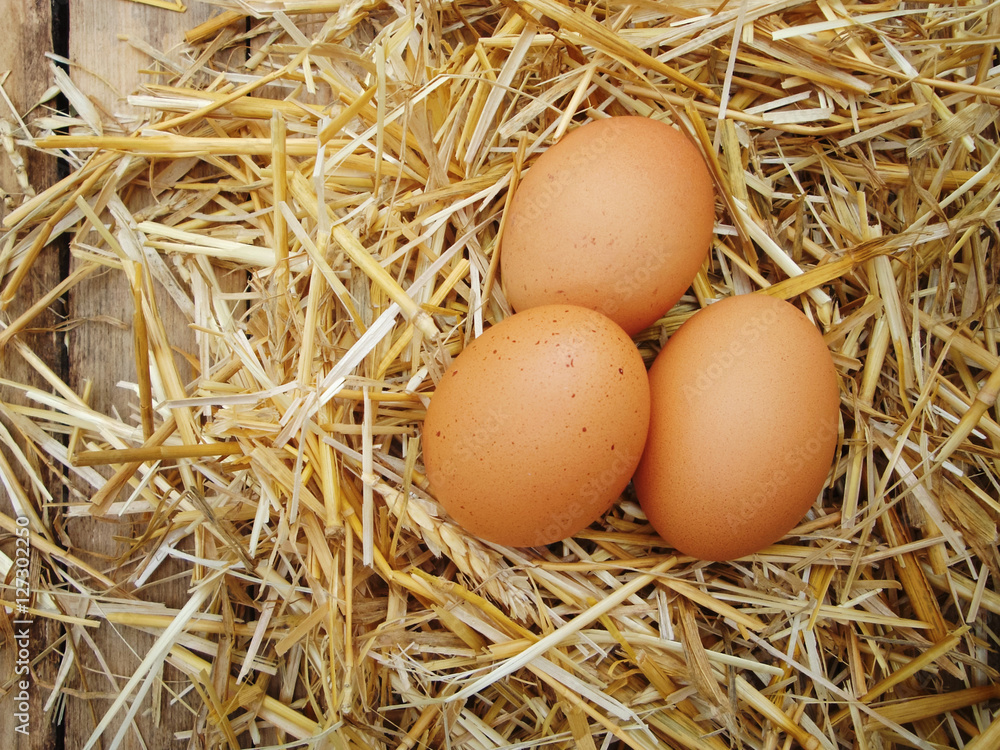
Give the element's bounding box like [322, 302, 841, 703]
[422, 305, 650, 548]
[633, 294, 840, 561]
[500, 116, 715, 336]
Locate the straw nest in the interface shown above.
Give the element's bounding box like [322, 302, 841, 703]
[2, 1, 999, 748]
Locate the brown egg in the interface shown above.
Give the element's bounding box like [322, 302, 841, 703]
[422, 305, 650, 547]
[633, 294, 840, 561]
[500, 116, 715, 336]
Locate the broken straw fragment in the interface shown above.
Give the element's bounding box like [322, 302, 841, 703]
[331, 224, 439, 340]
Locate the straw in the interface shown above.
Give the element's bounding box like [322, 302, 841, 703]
[2, 1, 998, 748]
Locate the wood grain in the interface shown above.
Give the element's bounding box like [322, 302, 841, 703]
[1, 2, 62, 750]
[63, 3, 216, 749]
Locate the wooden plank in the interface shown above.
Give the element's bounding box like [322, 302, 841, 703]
[63, 3, 216, 749]
[0, 3, 63, 750]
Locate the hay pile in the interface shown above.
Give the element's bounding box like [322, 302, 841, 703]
[2, 0, 999, 747]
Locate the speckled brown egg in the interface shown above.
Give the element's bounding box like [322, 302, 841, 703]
[422, 305, 650, 548]
[500, 116, 715, 336]
[632, 294, 840, 561]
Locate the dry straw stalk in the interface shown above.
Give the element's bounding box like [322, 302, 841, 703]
[1, 0, 999, 748]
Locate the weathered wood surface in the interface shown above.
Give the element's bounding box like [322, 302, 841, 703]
[2, 3, 63, 749]
[64, 2, 213, 747]
[3, 2, 217, 748]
